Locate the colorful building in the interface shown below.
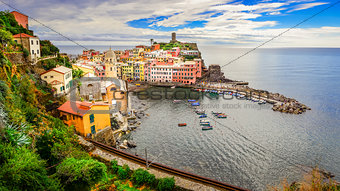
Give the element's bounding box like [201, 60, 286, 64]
[58, 101, 111, 137]
[11, 11, 28, 29]
[40, 66, 73, 95]
[13, 33, 41, 61]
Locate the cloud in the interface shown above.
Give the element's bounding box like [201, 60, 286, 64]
[287, 2, 329, 12]
[1, 0, 337, 48]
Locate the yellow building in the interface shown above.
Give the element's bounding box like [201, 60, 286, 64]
[121, 63, 134, 80]
[72, 64, 95, 76]
[58, 101, 111, 137]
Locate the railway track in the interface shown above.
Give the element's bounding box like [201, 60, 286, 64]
[89, 140, 248, 191]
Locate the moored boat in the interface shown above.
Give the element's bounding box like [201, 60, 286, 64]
[173, 100, 182, 103]
[191, 102, 200, 106]
[258, 100, 266, 104]
[200, 119, 209, 123]
[202, 126, 213, 131]
[199, 114, 207, 118]
[178, 123, 187, 126]
[188, 99, 196, 102]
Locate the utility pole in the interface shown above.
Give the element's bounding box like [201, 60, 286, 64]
[145, 147, 148, 168]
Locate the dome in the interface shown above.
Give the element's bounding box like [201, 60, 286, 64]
[105, 47, 117, 62]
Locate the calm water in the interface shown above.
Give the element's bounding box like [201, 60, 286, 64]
[60, 45, 340, 190]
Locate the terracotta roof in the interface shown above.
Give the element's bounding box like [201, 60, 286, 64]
[58, 101, 109, 117]
[40, 66, 72, 75]
[12, 33, 35, 38]
[58, 101, 92, 117]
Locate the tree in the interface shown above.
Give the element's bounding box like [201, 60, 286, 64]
[55, 157, 107, 190]
[131, 168, 156, 187]
[157, 177, 175, 191]
[0, 29, 12, 44]
[0, 143, 62, 191]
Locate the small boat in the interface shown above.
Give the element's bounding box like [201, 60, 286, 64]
[258, 100, 266, 105]
[171, 86, 176, 89]
[200, 123, 211, 126]
[188, 99, 196, 102]
[217, 115, 227, 118]
[191, 102, 200, 106]
[195, 109, 205, 113]
[178, 123, 187, 126]
[173, 100, 182, 103]
[202, 126, 213, 131]
[200, 119, 210, 123]
[211, 111, 222, 115]
[199, 114, 207, 118]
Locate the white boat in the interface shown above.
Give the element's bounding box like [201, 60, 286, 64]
[171, 86, 176, 89]
[258, 100, 266, 104]
[173, 100, 182, 103]
[200, 119, 210, 123]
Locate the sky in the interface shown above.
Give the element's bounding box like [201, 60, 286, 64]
[1, 0, 340, 47]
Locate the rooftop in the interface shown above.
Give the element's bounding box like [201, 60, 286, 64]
[57, 101, 108, 117]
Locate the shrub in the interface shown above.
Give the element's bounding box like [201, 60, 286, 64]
[111, 159, 119, 173]
[131, 168, 156, 187]
[23, 48, 29, 58]
[157, 177, 175, 191]
[117, 164, 131, 180]
[55, 157, 107, 190]
[0, 142, 62, 191]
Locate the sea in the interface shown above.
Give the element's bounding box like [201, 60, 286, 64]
[58, 45, 340, 190]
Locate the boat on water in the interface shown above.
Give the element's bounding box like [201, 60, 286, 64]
[199, 114, 207, 118]
[258, 100, 266, 104]
[178, 123, 187, 126]
[188, 99, 196, 102]
[195, 109, 205, 113]
[171, 86, 176, 89]
[191, 102, 200, 106]
[173, 100, 182, 103]
[200, 119, 210, 123]
[202, 126, 213, 131]
[252, 98, 259, 102]
[216, 114, 227, 118]
[200, 122, 211, 126]
[211, 111, 222, 115]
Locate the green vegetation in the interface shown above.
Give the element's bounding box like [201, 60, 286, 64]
[40, 40, 60, 57]
[0, 10, 33, 36]
[40, 55, 72, 70]
[72, 68, 84, 79]
[159, 42, 192, 51]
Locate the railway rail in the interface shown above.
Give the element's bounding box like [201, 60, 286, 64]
[89, 140, 248, 191]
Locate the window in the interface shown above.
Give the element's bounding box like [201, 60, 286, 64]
[32, 50, 34, 54]
[72, 115, 75, 120]
[44, 76, 47, 79]
[36, 40, 39, 45]
[37, 50, 39, 54]
[91, 125, 96, 134]
[89, 114, 94, 123]
[31, 40, 33, 45]
[50, 76, 54, 78]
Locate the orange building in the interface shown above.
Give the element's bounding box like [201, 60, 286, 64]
[11, 11, 28, 29]
[58, 101, 111, 137]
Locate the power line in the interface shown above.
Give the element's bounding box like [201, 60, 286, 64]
[0, 0, 89, 51]
[219, 0, 340, 69]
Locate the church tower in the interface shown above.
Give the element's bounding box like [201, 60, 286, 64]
[104, 47, 118, 78]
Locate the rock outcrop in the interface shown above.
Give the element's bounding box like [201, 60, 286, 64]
[93, 126, 117, 147]
[78, 135, 95, 152]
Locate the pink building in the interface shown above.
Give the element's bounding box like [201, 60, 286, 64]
[172, 63, 195, 85]
[95, 65, 106, 79]
[150, 65, 173, 83]
[168, 47, 180, 57]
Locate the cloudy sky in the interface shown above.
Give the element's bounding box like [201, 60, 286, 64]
[2, 0, 340, 47]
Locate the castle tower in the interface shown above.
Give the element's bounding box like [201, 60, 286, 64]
[171, 32, 177, 43]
